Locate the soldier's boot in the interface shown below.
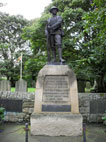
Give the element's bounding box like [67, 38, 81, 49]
[58, 46, 65, 63]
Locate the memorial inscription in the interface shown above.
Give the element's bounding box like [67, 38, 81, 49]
[43, 75, 69, 103]
[0, 99, 22, 112]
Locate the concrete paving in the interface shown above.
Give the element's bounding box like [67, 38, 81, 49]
[0, 123, 106, 142]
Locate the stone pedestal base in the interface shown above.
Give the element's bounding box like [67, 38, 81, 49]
[31, 113, 83, 136]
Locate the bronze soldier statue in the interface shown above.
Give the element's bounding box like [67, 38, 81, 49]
[45, 6, 65, 64]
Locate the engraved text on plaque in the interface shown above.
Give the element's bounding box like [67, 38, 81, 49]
[43, 75, 69, 103]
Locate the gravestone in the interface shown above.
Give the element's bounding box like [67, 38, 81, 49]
[86, 81, 91, 89]
[85, 81, 91, 92]
[31, 65, 82, 136]
[0, 80, 11, 91]
[15, 79, 27, 92]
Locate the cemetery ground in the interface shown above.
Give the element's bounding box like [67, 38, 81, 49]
[0, 122, 106, 142]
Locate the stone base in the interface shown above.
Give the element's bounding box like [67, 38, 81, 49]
[34, 65, 79, 114]
[31, 113, 83, 136]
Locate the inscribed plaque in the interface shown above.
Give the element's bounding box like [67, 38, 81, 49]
[43, 75, 69, 103]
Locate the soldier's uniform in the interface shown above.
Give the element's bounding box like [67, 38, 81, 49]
[47, 15, 62, 46]
[45, 6, 64, 63]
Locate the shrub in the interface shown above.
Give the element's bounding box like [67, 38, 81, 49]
[0, 107, 5, 121]
[102, 111, 106, 125]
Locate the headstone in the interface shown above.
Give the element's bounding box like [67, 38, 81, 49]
[31, 65, 82, 136]
[15, 79, 27, 92]
[85, 81, 91, 92]
[86, 81, 91, 89]
[0, 80, 11, 91]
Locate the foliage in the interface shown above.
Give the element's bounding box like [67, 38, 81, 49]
[1, 0, 105, 91]
[51, 0, 106, 92]
[22, 0, 92, 80]
[23, 0, 105, 92]
[0, 12, 29, 86]
[0, 2, 3, 7]
[23, 53, 46, 86]
[102, 116, 106, 121]
[77, 0, 106, 92]
[0, 1, 6, 7]
[102, 111, 106, 125]
[0, 107, 5, 121]
[22, 14, 50, 82]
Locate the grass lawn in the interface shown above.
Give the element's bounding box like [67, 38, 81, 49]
[28, 88, 35, 92]
[85, 87, 94, 93]
[11, 88, 35, 92]
[11, 88, 15, 92]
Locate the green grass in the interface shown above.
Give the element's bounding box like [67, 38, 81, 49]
[11, 88, 15, 92]
[85, 88, 90, 93]
[85, 87, 94, 93]
[28, 88, 35, 92]
[11, 88, 35, 92]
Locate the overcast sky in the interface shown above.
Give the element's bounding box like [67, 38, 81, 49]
[0, 0, 52, 20]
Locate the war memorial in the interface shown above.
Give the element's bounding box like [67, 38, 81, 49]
[31, 6, 83, 136]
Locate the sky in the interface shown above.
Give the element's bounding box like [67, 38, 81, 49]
[0, 0, 52, 20]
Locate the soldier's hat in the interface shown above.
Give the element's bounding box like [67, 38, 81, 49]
[50, 6, 59, 13]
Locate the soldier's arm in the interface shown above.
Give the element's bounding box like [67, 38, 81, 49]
[51, 16, 62, 30]
[45, 18, 51, 36]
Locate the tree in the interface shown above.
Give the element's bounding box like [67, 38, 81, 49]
[0, 2, 3, 7]
[22, 14, 50, 79]
[0, 12, 29, 86]
[24, 53, 46, 87]
[0, 0, 7, 8]
[22, 0, 92, 80]
[77, 0, 106, 92]
[23, 0, 106, 92]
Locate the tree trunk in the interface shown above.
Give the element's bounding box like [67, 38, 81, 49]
[96, 73, 106, 92]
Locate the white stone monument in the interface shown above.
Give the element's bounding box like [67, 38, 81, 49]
[31, 65, 82, 136]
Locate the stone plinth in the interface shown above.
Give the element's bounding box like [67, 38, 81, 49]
[15, 79, 27, 92]
[31, 113, 82, 136]
[34, 65, 79, 114]
[31, 65, 82, 136]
